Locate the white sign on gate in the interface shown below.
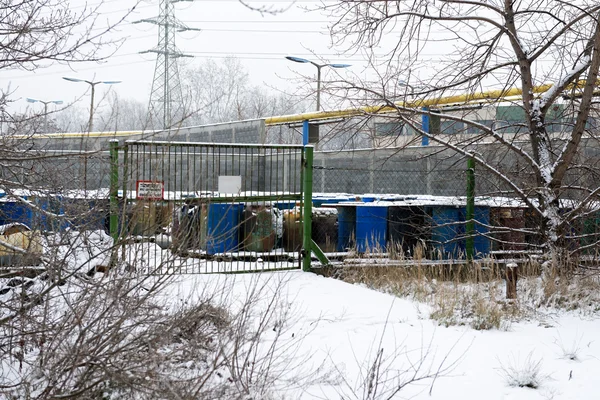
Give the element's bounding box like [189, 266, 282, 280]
[136, 180, 164, 200]
[218, 175, 242, 194]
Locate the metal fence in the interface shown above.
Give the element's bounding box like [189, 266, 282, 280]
[2, 132, 599, 271]
[112, 140, 309, 273]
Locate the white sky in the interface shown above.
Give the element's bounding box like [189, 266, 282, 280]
[6, 0, 366, 116]
[7, 0, 566, 119]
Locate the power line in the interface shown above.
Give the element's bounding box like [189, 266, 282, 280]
[4, 52, 560, 82]
[180, 20, 330, 23]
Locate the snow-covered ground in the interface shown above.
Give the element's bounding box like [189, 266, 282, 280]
[2, 229, 598, 399]
[172, 270, 600, 400]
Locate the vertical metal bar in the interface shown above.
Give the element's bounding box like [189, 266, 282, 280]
[466, 157, 476, 262]
[302, 145, 314, 272]
[421, 107, 430, 146]
[238, 145, 241, 183]
[121, 145, 129, 266]
[109, 140, 119, 242]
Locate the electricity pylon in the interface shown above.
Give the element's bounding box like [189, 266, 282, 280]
[136, 0, 198, 131]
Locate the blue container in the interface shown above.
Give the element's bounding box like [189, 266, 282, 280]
[275, 201, 295, 210]
[473, 206, 490, 256]
[356, 205, 388, 252]
[0, 199, 36, 227]
[361, 196, 377, 203]
[313, 198, 338, 207]
[457, 206, 491, 257]
[206, 203, 244, 255]
[337, 206, 356, 251]
[428, 205, 463, 258]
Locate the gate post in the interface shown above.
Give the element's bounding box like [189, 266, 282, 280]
[303, 145, 314, 272]
[109, 140, 119, 242]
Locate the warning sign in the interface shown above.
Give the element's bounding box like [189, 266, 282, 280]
[136, 180, 164, 200]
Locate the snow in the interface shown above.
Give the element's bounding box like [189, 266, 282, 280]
[3, 235, 600, 398]
[167, 271, 600, 399]
[4, 202, 600, 398]
[540, 55, 591, 108]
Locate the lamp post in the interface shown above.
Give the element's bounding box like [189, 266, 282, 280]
[62, 77, 122, 133]
[285, 56, 351, 111]
[26, 98, 63, 133]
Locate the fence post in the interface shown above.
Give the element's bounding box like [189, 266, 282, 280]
[109, 140, 119, 242]
[506, 262, 518, 299]
[466, 157, 476, 261]
[303, 145, 314, 272]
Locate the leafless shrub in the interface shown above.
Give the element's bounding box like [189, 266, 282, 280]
[0, 265, 331, 399]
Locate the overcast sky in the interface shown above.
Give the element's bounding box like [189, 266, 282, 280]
[7, 0, 367, 117]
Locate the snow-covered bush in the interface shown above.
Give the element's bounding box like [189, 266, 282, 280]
[498, 353, 547, 389]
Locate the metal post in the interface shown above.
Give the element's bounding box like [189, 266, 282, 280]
[109, 140, 119, 242]
[43, 102, 49, 134]
[421, 107, 430, 146]
[316, 65, 322, 112]
[303, 145, 314, 272]
[466, 157, 476, 261]
[89, 83, 96, 133]
[302, 119, 309, 146]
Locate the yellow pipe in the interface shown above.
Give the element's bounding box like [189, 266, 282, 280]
[265, 84, 561, 125]
[16, 80, 596, 138]
[11, 130, 144, 140]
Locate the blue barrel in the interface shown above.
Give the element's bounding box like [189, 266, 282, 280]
[356, 205, 388, 252]
[473, 206, 490, 256]
[428, 205, 463, 258]
[206, 203, 244, 255]
[337, 206, 356, 251]
[361, 196, 377, 203]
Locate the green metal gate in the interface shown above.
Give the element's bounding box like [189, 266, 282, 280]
[109, 140, 312, 274]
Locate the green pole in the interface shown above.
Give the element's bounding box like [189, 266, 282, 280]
[302, 145, 314, 272]
[466, 157, 476, 261]
[109, 140, 119, 242]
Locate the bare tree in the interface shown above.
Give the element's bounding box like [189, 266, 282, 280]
[97, 93, 149, 132]
[52, 103, 89, 133]
[181, 58, 306, 126]
[0, 0, 135, 70]
[1, 0, 139, 129]
[320, 0, 600, 267]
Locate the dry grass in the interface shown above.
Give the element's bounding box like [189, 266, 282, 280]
[320, 258, 600, 330]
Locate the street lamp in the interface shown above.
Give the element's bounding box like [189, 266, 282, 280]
[62, 77, 122, 133]
[26, 98, 63, 133]
[285, 56, 351, 111]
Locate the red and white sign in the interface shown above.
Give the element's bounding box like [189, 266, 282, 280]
[136, 180, 164, 200]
